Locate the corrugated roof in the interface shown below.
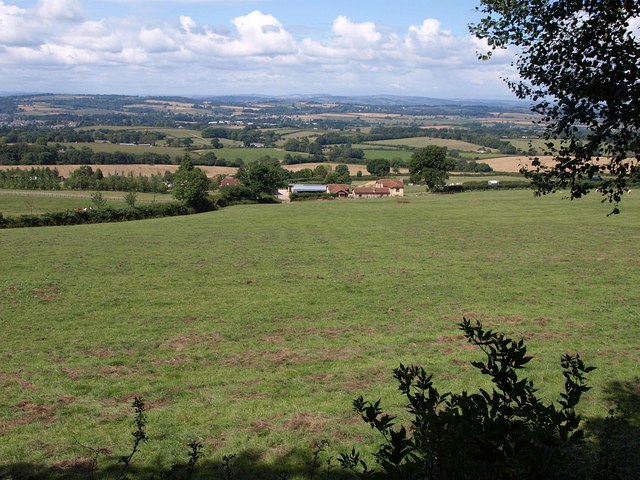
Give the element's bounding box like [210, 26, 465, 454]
[291, 184, 327, 193]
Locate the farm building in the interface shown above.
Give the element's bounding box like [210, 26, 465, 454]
[352, 187, 391, 199]
[220, 177, 239, 187]
[288, 184, 328, 194]
[326, 184, 351, 198]
[375, 179, 404, 196]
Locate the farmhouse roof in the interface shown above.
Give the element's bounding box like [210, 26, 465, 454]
[353, 187, 391, 195]
[220, 177, 239, 187]
[376, 178, 404, 188]
[327, 183, 350, 194]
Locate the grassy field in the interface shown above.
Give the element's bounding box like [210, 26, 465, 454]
[353, 148, 413, 161]
[1, 191, 639, 476]
[0, 190, 173, 216]
[60, 142, 187, 158]
[366, 137, 496, 152]
[215, 147, 305, 163]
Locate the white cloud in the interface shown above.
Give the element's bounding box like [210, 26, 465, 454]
[228, 10, 297, 55]
[332, 16, 381, 46]
[0, 2, 514, 98]
[0, 1, 46, 46]
[61, 20, 124, 53]
[180, 15, 197, 33]
[37, 0, 84, 21]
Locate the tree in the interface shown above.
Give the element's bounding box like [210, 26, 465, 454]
[325, 163, 351, 184]
[124, 190, 137, 208]
[366, 158, 391, 177]
[408, 146, 455, 190]
[471, 1, 640, 213]
[236, 157, 288, 199]
[172, 155, 211, 210]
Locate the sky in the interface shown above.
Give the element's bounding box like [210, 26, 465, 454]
[0, 0, 519, 99]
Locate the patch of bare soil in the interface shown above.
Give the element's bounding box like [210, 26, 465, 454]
[151, 354, 187, 366]
[0, 286, 18, 297]
[32, 283, 60, 302]
[97, 365, 135, 378]
[521, 331, 571, 341]
[282, 412, 329, 433]
[0, 372, 39, 391]
[84, 347, 117, 358]
[159, 331, 223, 351]
[275, 325, 379, 341]
[52, 457, 98, 473]
[13, 395, 75, 425]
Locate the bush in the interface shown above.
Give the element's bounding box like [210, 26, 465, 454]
[215, 184, 257, 207]
[0, 202, 196, 229]
[462, 180, 533, 191]
[290, 192, 335, 202]
[340, 319, 594, 480]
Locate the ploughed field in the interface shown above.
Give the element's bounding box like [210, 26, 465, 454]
[1, 191, 639, 475]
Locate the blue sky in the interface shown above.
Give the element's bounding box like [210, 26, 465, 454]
[0, 0, 518, 99]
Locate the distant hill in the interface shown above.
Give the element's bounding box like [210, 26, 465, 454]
[199, 93, 526, 108]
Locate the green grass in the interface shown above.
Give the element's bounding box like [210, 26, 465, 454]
[366, 137, 495, 152]
[507, 138, 564, 152]
[1, 191, 639, 476]
[357, 148, 414, 161]
[0, 190, 173, 216]
[60, 142, 187, 158]
[216, 147, 307, 163]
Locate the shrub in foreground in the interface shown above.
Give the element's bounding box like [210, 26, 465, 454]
[340, 319, 595, 479]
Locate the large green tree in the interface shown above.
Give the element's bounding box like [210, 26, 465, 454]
[409, 145, 455, 190]
[172, 155, 211, 210]
[325, 163, 351, 184]
[366, 158, 391, 177]
[471, 1, 639, 213]
[237, 157, 288, 199]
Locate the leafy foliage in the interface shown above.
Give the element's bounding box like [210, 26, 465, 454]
[408, 146, 455, 190]
[236, 157, 288, 199]
[172, 155, 212, 210]
[90, 191, 107, 208]
[0, 202, 196, 229]
[366, 158, 391, 177]
[471, 1, 640, 213]
[116, 396, 148, 480]
[340, 319, 595, 479]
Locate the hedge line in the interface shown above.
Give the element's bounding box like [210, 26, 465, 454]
[461, 180, 533, 191]
[0, 202, 198, 229]
[289, 192, 335, 201]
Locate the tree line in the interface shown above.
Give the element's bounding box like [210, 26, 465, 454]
[0, 143, 174, 166]
[0, 126, 167, 145]
[201, 126, 279, 147]
[0, 166, 169, 193]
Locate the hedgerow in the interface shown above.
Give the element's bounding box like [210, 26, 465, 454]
[0, 202, 198, 229]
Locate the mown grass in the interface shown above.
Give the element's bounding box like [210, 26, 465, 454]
[366, 137, 495, 152]
[0, 190, 172, 216]
[0, 191, 639, 476]
[216, 147, 305, 163]
[60, 142, 187, 158]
